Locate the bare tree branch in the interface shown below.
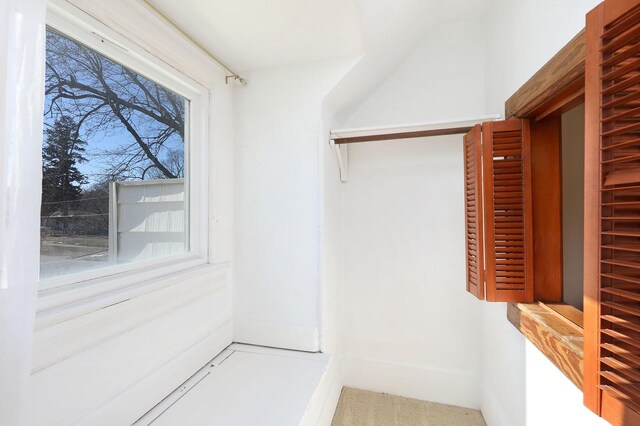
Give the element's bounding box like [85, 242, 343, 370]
[44, 29, 185, 182]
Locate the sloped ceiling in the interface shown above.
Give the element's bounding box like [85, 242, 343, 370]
[146, 0, 364, 72]
[147, 0, 486, 73]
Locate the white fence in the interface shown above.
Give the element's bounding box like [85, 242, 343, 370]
[109, 179, 186, 263]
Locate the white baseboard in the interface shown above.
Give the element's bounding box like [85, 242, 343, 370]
[480, 386, 518, 426]
[299, 355, 343, 426]
[341, 356, 480, 410]
[74, 321, 233, 426]
[234, 319, 319, 352]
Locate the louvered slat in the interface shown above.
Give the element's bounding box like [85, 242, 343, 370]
[603, 315, 640, 334]
[602, 342, 640, 368]
[464, 125, 484, 300]
[482, 119, 533, 302]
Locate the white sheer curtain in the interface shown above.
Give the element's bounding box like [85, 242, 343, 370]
[0, 0, 46, 424]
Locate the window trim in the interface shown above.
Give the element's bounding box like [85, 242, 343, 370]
[498, 24, 588, 395]
[504, 28, 585, 120]
[501, 28, 586, 302]
[39, 2, 211, 309]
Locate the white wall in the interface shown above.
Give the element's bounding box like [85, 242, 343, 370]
[481, 1, 604, 425]
[338, 136, 482, 409]
[327, 16, 486, 409]
[233, 58, 356, 352]
[343, 17, 488, 126]
[29, 268, 233, 426]
[319, 111, 350, 356]
[483, 0, 600, 114]
[18, 2, 237, 424]
[525, 341, 607, 425]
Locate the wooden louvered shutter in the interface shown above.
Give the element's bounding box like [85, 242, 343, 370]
[482, 119, 534, 302]
[585, 0, 640, 421]
[464, 125, 484, 300]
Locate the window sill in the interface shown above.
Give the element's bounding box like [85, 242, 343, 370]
[507, 302, 583, 389]
[36, 259, 225, 329]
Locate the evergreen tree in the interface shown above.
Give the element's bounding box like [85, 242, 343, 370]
[42, 115, 88, 216]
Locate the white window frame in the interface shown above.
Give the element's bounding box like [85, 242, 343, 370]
[38, 2, 210, 310]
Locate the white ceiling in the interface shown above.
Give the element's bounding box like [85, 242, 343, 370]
[147, 0, 364, 72]
[147, 0, 486, 73]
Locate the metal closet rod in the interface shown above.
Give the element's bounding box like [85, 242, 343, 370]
[140, 0, 246, 85]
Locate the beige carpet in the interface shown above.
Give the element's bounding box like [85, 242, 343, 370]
[331, 388, 486, 426]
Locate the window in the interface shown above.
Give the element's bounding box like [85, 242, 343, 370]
[40, 16, 207, 288]
[41, 27, 188, 281]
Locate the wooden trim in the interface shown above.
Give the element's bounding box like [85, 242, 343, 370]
[508, 302, 584, 389]
[533, 78, 585, 121]
[530, 117, 563, 302]
[583, 2, 603, 415]
[505, 29, 586, 119]
[544, 303, 584, 328]
[333, 127, 472, 144]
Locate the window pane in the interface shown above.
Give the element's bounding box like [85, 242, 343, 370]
[41, 28, 188, 281]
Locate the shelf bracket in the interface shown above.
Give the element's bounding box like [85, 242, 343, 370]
[330, 140, 348, 182]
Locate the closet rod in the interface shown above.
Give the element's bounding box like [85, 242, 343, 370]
[330, 114, 501, 145]
[334, 126, 472, 144]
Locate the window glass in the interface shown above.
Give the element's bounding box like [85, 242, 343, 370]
[41, 27, 188, 281]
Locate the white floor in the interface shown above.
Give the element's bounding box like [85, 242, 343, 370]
[135, 344, 329, 426]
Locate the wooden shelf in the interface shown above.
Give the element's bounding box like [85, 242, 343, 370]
[507, 302, 584, 389]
